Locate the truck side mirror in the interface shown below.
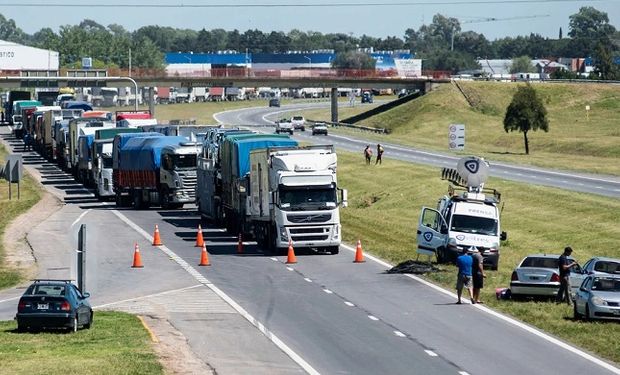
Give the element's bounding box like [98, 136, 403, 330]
[500, 231, 507, 241]
[340, 189, 348, 208]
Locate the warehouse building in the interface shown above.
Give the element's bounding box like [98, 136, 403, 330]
[0, 40, 59, 75]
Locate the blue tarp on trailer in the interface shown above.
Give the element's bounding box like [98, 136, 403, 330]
[120, 136, 187, 171]
[78, 134, 95, 161]
[233, 136, 298, 177]
[112, 132, 164, 169]
[62, 101, 93, 111]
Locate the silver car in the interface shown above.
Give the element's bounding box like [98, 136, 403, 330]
[571, 257, 620, 289]
[510, 254, 582, 298]
[574, 275, 620, 321]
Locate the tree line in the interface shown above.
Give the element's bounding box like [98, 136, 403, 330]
[0, 6, 617, 77]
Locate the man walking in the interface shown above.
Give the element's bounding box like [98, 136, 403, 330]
[456, 248, 474, 304]
[556, 246, 577, 305]
[470, 247, 486, 304]
[364, 145, 372, 165]
[375, 144, 384, 165]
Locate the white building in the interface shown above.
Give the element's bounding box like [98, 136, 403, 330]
[0, 40, 59, 72]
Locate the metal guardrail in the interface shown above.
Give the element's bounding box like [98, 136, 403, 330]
[310, 120, 388, 134]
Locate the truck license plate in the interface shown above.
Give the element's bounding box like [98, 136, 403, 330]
[38, 303, 49, 310]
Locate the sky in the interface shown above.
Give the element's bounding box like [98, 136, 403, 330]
[0, 0, 618, 42]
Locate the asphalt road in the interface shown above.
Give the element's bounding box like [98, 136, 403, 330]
[1, 121, 619, 375]
[214, 101, 620, 199]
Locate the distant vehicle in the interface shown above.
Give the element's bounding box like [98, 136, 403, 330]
[15, 279, 92, 332]
[269, 98, 281, 107]
[291, 116, 306, 131]
[574, 275, 620, 321]
[572, 257, 620, 289]
[311, 122, 328, 136]
[275, 118, 293, 135]
[510, 254, 582, 299]
[361, 91, 373, 103]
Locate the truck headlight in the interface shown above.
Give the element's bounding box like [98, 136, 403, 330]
[333, 224, 340, 239]
[279, 227, 288, 242]
[591, 296, 607, 306]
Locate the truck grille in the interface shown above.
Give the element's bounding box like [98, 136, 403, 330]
[287, 214, 331, 223]
[179, 171, 197, 199]
[292, 235, 329, 242]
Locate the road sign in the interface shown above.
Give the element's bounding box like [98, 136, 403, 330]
[448, 124, 465, 151]
[5, 154, 22, 183]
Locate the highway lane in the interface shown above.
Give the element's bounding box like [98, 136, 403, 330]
[214, 102, 620, 199]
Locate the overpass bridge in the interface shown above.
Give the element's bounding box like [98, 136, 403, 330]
[0, 69, 449, 122]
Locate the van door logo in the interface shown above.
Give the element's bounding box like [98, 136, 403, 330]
[456, 235, 465, 241]
[465, 160, 479, 174]
[423, 232, 433, 242]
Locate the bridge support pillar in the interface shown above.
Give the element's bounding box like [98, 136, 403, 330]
[148, 87, 155, 117]
[330, 88, 338, 123]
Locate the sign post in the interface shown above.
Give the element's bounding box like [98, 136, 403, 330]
[4, 154, 23, 200]
[585, 105, 590, 121]
[448, 124, 465, 151]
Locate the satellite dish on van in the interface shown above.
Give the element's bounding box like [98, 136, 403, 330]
[456, 156, 489, 189]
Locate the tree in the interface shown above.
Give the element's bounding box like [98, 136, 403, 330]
[331, 51, 375, 70]
[422, 50, 480, 73]
[592, 42, 620, 80]
[503, 84, 549, 155]
[510, 56, 535, 73]
[568, 7, 617, 56]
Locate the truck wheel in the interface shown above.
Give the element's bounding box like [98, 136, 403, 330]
[160, 189, 171, 209]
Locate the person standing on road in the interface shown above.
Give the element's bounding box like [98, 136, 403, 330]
[470, 247, 486, 304]
[375, 144, 384, 165]
[456, 248, 474, 304]
[364, 145, 373, 165]
[556, 246, 577, 305]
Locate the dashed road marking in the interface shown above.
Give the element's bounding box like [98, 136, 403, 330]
[304, 278, 313, 283]
[424, 350, 438, 357]
[394, 331, 406, 337]
[344, 301, 355, 307]
[323, 288, 333, 294]
[368, 315, 379, 321]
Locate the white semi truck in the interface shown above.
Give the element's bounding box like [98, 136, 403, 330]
[416, 156, 507, 270]
[249, 145, 348, 254]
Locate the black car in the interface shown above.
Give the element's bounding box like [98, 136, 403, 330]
[16, 279, 93, 332]
[269, 98, 280, 107]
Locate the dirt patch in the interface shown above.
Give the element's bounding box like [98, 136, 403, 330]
[141, 315, 215, 375]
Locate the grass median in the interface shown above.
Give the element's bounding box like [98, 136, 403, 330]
[337, 150, 620, 364]
[0, 144, 41, 289]
[0, 311, 163, 375]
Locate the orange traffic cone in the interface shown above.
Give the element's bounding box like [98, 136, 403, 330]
[286, 240, 297, 264]
[131, 243, 144, 268]
[152, 224, 163, 246]
[237, 233, 243, 254]
[195, 224, 204, 247]
[198, 244, 211, 266]
[354, 240, 365, 263]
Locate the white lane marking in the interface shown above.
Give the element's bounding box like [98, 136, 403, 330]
[287, 267, 294, 271]
[111, 210, 320, 375]
[304, 278, 313, 283]
[394, 331, 406, 337]
[94, 285, 202, 309]
[459, 371, 471, 375]
[270, 257, 278, 262]
[339, 243, 620, 374]
[344, 301, 355, 307]
[0, 296, 20, 304]
[595, 186, 603, 189]
[323, 289, 333, 294]
[71, 209, 91, 227]
[424, 350, 438, 357]
[368, 315, 379, 321]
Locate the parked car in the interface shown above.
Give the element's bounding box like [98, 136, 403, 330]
[574, 275, 620, 321]
[572, 257, 620, 289]
[311, 122, 328, 136]
[291, 116, 306, 131]
[510, 254, 582, 299]
[361, 91, 373, 103]
[268, 98, 280, 107]
[275, 118, 293, 135]
[15, 279, 93, 332]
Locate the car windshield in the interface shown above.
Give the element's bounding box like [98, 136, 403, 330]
[173, 154, 197, 169]
[26, 284, 66, 296]
[279, 186, 337, 211]
[591, 278, 620, 292]
[292, 116, 303, 121]
[450, 215, 497, 236]
[594, 261, 620, 274]
[521, 257, 564, 269]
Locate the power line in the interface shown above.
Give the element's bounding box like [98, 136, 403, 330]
[0, 0, 615, 8]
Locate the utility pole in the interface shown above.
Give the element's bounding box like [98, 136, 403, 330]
[128, 48, 132, 77]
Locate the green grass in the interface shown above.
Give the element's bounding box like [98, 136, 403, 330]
[0, 144, 41, 289]
[307, 82, 620, 176]
[0, 311, 163, 375]
[337, 150, 620, 364]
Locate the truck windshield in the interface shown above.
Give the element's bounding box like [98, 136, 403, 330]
[173, 154, 197, 169]
[450, 215, 498, 236]
[102, 156, 113, 169]
[279, 186, 337, 211]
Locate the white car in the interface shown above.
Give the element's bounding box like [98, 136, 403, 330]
[275, 119, 293, 135]
[311, 123, 328, 136]
[574, 275, 620, 321]
[291, 116, 306, 131]
[510, 254, 582, 299]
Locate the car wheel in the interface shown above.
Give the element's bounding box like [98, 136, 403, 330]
[573, 304, 582, 320]
[84, 311, 93, 329]
[16, 321, 27, 333]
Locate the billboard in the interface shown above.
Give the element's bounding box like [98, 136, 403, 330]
[0, 40, 59, 71]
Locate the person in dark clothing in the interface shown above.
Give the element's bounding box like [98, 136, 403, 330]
[375, 144, 384, 165]
[556, 246, 577, 305]
[364, 145, 372, 165]
[470, 247, 486, 304]
[23, 132, 33, 151]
